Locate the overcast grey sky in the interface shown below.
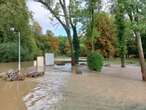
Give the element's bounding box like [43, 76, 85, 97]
[27, 0, 66, 36]
[27, 0, 111, 36]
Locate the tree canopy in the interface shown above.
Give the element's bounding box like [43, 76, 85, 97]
[0, 0, 38, 62]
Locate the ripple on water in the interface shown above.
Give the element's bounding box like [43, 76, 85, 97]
[23, 64, 71, 110]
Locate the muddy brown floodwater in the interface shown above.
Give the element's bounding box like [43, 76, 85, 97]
[59, 65, 146, 110]
[0, 79, 36, 110]
[0, 63, 146, 110]
[0, 61, 33, 73]
[0, 62, 36, 110]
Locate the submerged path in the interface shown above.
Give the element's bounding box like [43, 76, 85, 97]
[23, 64, 146, 110]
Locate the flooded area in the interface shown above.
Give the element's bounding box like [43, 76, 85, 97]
[0, 62, 36, 110]
[0, 78, 36, 110]
[23, 64, 72, 110]
[0, 61, 33, 73]
[60, 66, 146, 110]
[0, 63, 146, 110]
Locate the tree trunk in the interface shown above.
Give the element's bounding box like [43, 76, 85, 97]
[65, 29, 77, 73]
[66, 32, 75, 66]
[121, 54, 126, 68]
[91, 3, 95, 52]
[72, 25, 80, 65]
[72, 25, 80, 74]
[135, 32, 146, 81]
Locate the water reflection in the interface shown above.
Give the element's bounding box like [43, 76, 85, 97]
[23, 64, 71, 110]
[0, 62, 33, 73]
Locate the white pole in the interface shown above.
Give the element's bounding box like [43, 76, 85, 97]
[18, 32, 21, 74]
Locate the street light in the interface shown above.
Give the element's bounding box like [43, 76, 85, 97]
[10, 27, 21, 75]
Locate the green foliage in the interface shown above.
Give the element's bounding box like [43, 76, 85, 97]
[0, 0, 38, 62]
[32, 21, 42, 35]
[0, 42, 18, 62]
[35, 0, 79, 65]
[127, 38, 138, 58]
[58, 37, 66, 55]
[69, 1, 81, 64]
[123, 0, 146, 32]
[86, 12, 116, 58]
[35, 35, 51, 55]
[87, 52, 103, 71]
[85, 0, 101, 51]
[0, 42, 36, 62]
[58, 37, 70, 56]
[114, 0, 127, 67]
[80, 43, 87, 57]
[80, 38, 88, 57]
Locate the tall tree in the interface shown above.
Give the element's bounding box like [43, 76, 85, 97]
[0, 0, 38, 62]
[35, 0, 81, 66]
[126, 0, 146, 80]
[86, 13, 116, 58]
[32, 21, 42, 35]
[85, 0, 101, 52]
[115, 0, 127, 67]
[113, 0, 146, 80]
[69, 0, 80, 64]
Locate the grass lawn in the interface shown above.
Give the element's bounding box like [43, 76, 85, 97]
[104, 58, 139, 65]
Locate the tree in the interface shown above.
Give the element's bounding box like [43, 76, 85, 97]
[35, 0, 81, 67]
[32, 24, 59, 55]
[126, 0, 146, 80]
[80, 37, 88, 57]
[86, 13, 116, 58]
[46, 30, 55, 37]
[114, 0, 127, 67]
[85, 0, 102, 52]
[32, 21, 42, 35]
[113, 0, 146, 80]
[0, 0, 38, 62]
[127, 36, 138, 58]
[48, 35, 59, 54]
[35, 35, 51, 55]
[58, 37, 66, 55]
[69, 0, 81, 64]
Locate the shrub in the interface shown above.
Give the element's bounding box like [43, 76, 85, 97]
[87, 52, 103, 71]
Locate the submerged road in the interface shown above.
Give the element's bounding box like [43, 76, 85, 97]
[23, 64, 146, 110]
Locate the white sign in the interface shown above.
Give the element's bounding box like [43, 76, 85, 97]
[45, 53, 54, 66]
[33, 60, 37, 67]
[37, 56, 44, 72]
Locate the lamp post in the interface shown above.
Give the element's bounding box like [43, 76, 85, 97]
[10, 27, 21, 74]
[18, 31, 21, 74]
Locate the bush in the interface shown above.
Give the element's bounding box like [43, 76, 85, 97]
[87, 52, 103, 71]
[0, 42, 37, 62]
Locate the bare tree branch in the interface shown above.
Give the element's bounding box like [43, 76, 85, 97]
[36, 0, 69, 32]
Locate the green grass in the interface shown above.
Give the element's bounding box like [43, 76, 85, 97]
[104, 58, 139, 65]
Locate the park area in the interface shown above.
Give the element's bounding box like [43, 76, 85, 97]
[0, 61, 146, 110]
[1, 0, 146, 110]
